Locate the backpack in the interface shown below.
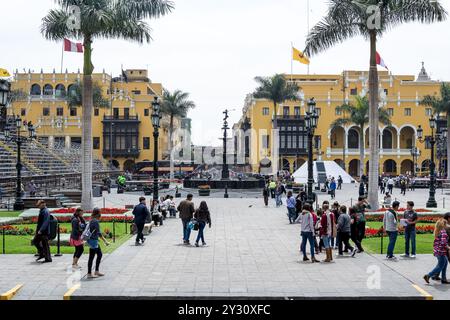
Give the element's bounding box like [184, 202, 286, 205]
[49, 215, 58, 240]
[81, 222, 92, 241]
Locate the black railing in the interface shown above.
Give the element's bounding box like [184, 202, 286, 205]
[103, 116, 140, 121]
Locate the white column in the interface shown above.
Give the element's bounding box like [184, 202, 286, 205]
[397, 131, 401, 152]
[65, 136, 71, 150]
[49, 136, 54, 149]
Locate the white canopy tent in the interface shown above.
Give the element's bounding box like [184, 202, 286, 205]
[293, 161, 356, 184]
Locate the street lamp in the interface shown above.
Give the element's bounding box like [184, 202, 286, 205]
[410, 147, 421, 177]
[151, 97, 162, 201]
[417, 117, 446, 208]
[4, 116, 36, 210]
[306, 98, 318, 204]
[0, 80, 11, 132]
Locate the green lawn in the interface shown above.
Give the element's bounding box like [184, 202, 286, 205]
[0, 211, 23, 218]
[364, 221, 435, 255]
[0, 222, 131, 255]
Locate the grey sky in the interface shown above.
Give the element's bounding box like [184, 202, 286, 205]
[2, 0, 450, 145]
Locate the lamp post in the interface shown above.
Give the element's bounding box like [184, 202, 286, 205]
[4, 116, 36, 210]
[410, 147, 421, 177]
[417, 117, 447, 208]
[222, 110, 230, 180]
[306, 98, 319, 204]
[0, 79, 11, 132]
[151, 97, 162, 201]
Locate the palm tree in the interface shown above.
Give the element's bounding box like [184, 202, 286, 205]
[421, 82, 450, 178]
[331, 96, 391, 177]
[41, 0, 174, 210]
[305, 0, 446, 209]
[253, 74, 300, 115]
[161, 89, 196, 180]
[253, 74, 300, 171]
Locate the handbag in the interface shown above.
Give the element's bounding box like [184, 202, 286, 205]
[188, 218, 199, 231]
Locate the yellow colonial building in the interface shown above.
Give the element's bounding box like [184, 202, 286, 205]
[9, 68, 182, 171]
[234, 65, 448, 177]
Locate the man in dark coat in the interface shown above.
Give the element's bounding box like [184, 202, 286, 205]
[177, 194, 195, 245]
[133, 197, 150, 246]
[33, 200, 52, 263]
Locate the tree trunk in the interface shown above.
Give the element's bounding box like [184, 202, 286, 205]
[169, 114, 174, 180]
[447, 114, 450, 178]
[359, 125, 365, 177]
[367, 31, 380, 210]
[81, 37, 94, 211]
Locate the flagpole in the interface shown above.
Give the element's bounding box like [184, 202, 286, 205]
[290, 42, 294, 82]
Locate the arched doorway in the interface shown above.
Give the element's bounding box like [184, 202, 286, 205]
[330, 127, 345, 149]
[123, 160, 136, 172]
[348, 128, 360, 149]
[30, 84, 41, 95]
[349, 159, 360, 177]
[383, 160, 397, 175]
[43, 84, 53, 96]
[382, 127, 398, 149]
[400, 126, 415, 149]
[401, 160, 414, 175]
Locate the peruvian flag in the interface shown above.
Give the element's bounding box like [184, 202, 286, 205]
[376, 52, 389, 70]
[64, 38, 83, 53]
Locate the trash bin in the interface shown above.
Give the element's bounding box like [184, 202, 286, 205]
[93, 186, 102, 198]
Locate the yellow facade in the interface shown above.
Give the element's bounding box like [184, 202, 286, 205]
[9, 69, 181, 170]
[235, 67, 447, 176]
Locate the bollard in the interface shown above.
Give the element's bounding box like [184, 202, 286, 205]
[380, 233, 384, 255]
[2, 226, 5, 254]
[224, 184, 229, 199]
[124, 217, 127, 235]
[103, 197, 106, 209]
[55, 223, 62, 257]
[350, 198, 353, 207]
[443, 198, 445, 209]
[113, 220, 116, 243]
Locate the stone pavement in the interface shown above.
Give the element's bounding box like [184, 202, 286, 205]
[1, 192, 449, 300]
[67, 197, 441, 300]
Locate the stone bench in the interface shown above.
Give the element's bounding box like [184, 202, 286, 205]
[130, 221, 155, 236]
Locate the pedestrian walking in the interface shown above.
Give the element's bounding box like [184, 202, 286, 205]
[349, 207, 363, 253]
[337, 176, 343, 190]
[336, 206, 357, 257]
[424, 219, 450, 285]
[359, 182, 365, 197]
[400, 179, 407, 196]
[387, 177, 395, 194]
[86, 208, 110, 278]
[320, 202, 336, 263]
[296, 203, 319, 263]
[331, 202, 340, 249]
[132, 197, 150, 246]
[194, 201, 212, 247]
[275, 183, 283, 207]
[401, 201, 418, 259]
[33, 200, 52, 263]
[286, 191, 296, 224]
[329, 178, 337, 200]
[70, 208, 86, 269]
[263, 185, 269, 207]
[178, 194, 195, 245]
[353, 197, 370, 249]
[269, 180, 276, 199]
[383, 201, 400, 260]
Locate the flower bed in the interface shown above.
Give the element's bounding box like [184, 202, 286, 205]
[30, 216, 134, 224]
[365, 225, 435, 238]
[0, 225, 34, 236]
[366, 214, 441, 224]
[51, 208, 129, 215]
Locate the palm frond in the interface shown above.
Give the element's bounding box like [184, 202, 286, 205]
[304, 16, 362, 56]
[114, 0, 175, 20]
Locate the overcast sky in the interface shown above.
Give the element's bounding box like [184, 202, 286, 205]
[3, 0, 450, 145]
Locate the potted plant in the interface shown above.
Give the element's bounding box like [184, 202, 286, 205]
[198, 185, 211, 196]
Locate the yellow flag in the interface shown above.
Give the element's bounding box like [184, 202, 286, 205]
[293, 47, 310, 65]
[0, 68, 11, 77]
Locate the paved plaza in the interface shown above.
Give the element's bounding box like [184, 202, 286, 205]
[1, 186, 449, 300]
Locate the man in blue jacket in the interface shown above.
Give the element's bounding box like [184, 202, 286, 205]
[133, 197, 150, 246]
[33, 200, 52, 263]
